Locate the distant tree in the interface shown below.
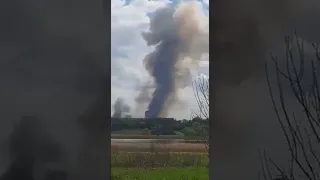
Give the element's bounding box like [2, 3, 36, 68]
[181, 127, 197, 137]
[124, 114, 132, 118]
[191, 74, 209, 150]
[192, 121, 208, 139]
[192, 116, 202, 122]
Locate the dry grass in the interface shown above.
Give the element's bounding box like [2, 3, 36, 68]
[111, 140, 208, 180]
[112, 152, 208, 168]
[111, 142, 207, 152]
[111, 141, 208, 168]
[111, 134, 182, 139]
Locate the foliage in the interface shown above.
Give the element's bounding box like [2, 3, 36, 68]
[181, 127, 197, 137]
[111, 117, 207, 138]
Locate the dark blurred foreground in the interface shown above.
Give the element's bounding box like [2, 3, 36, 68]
[0, 116, 68, 180]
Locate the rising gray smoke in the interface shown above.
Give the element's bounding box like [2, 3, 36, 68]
[112, 98, 131, 118]
[137, 2, 208, 118]
[211, 0, 320, 179]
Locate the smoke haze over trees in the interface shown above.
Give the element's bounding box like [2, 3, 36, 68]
[112, 98, 131, 118]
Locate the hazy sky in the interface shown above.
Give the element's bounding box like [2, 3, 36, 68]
[111, 0, 209, 119]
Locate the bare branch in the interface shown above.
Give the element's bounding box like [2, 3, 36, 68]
[262, 34, 320, 180]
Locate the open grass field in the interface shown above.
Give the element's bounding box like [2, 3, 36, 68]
[111, 152, 208, 168]
[111, 140, 209, 180]
[111, 167, 208, 180]
[111, 140, 207, 152]
[111, 134, 183, 139]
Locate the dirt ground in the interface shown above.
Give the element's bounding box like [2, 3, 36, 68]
[111, 142, 207, 152]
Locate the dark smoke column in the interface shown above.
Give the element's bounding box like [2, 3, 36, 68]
[138, 3, 208, 119]
[142, 7, 180, 119]
[144, 39, 181, 118]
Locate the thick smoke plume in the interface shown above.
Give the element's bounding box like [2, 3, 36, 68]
[112, 98, 131, 118]
[137, 2, 208, 118]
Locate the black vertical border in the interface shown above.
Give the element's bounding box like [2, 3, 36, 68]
[208, 1, 264, 179]
[72, 0, 111, 179]
[103, 0, 111, 179]
[208, 1, 214, 179]
[209, 1, 232, 179]
[71, 0, 112, 179]
[0, 0, 112, 179]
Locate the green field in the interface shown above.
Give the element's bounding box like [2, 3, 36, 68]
[112, 152, 208, 167]
[111, 119, 209, 180]
[111, 167, 208, 180]
[111, 152, 208, 180]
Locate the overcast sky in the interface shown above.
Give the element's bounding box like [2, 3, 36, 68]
[111, 0, 209, 120]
